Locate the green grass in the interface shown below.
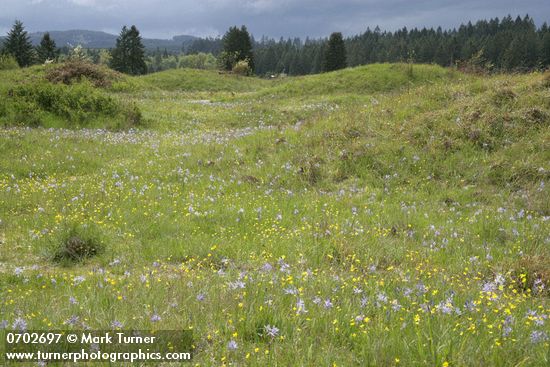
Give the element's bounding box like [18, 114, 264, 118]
[136, 67, 272, 92]
[0, 64, 548, 366]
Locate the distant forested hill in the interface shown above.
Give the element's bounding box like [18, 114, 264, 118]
[0, 30, 198, 52]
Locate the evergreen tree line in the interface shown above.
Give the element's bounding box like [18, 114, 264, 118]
[4, 15, 550, 76]
[344, 15, 548, 71]
[186, 15, 550, 75]
[0, 19, 215, 75]
[0, 20, 148, 75]
[0, 20, 58, 66]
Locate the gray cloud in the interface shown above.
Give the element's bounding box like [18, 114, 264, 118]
[0, 0, 549, 39]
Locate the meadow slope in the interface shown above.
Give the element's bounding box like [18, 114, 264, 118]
[0, 64, 549, 366]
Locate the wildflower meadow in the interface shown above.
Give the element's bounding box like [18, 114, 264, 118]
[0, 63, 549, 366]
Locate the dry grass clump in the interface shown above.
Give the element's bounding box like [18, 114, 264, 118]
[51, 223, 105, 264]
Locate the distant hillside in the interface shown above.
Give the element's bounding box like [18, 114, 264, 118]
[0, 30, 198, 52]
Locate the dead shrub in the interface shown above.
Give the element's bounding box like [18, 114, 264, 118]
[46, 60, 122, 88]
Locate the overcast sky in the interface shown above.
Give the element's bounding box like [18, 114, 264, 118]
[1, 0, 549, 39]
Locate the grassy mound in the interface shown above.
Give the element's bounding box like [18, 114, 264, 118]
[262, 63, 455, 97]
[268, 70, 549, 211]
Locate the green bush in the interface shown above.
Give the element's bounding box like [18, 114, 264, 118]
[0, 79, 142, 129]
[178, 53, 217, 70]
[11, 81, 118, 121]
[0, 54, 19, 70]
[0, 97, 43, 127]
[217, 51, 240, 71]
[10, 100, 44, 127]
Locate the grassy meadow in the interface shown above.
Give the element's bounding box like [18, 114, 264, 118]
[0, 63, 549, 366]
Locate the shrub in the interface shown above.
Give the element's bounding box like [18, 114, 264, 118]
[0, 96, 43, 127]
[217, 51, 239, 71]
[49, 223, 105, 264]
[9, 100, 43, 127]
[45, 60, 122, 88]
[232, 60, 252, 76]
[10, 81, 118, 121]
[457, 50, 493, 75]
[1, 80, 142, 129]
[0, 54, 19, 70]
[67, 44, 91, 62]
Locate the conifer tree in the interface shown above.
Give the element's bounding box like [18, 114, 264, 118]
[3, 20, 34, 67]
[541, 32, 550, 67]
[127, 26, 147, 75]
[219, 26, 254, 71]
[323, 32, 347, 72]
[503, 33, 539, 70]
[36, 32, 58, 63]
[109, 26, 129, 72]
[110, 25, 147, 75]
